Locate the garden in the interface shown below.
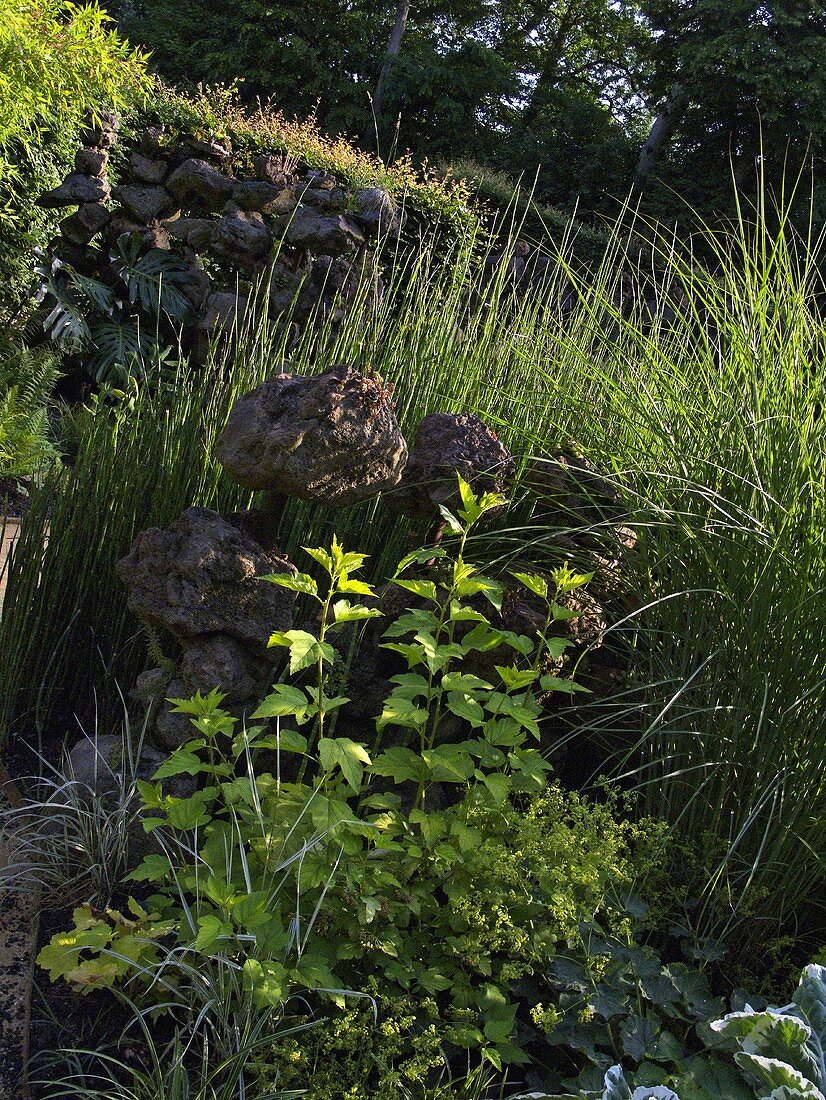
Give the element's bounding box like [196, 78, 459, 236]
[1, 3, 825, 1099]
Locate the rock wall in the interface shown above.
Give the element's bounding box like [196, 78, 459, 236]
[36, 113, 400, 360]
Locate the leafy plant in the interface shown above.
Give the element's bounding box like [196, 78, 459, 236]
[37, 237, 195, 384]
[37, 480, 664, 1095]
[0, 339, 60, 486]
[707, 963, 826, 1100]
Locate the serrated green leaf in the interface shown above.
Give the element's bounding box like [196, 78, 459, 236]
[510, 571, 549, 598]
[261, 571, 318, 596]
[421, 744, 474, 782]
[318, 737, 371, 791]
[394, 578, 440, 602]
[331, 599, 383, 623]
[371, 747, 429, 784]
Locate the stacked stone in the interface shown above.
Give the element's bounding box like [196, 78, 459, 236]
[35, 110, 117, 262]
[35, 122, 401, 356]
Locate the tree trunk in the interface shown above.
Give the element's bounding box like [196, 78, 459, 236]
[372, 0, 411, 124]
[633, 82, 687, 194]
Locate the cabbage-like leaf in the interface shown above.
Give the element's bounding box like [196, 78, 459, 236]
[733, 1053, 826, 1099]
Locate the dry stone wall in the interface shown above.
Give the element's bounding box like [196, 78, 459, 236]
[36, 113, 400, 358]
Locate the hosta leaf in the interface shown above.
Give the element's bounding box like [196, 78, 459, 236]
[794, 965, 826, 1053]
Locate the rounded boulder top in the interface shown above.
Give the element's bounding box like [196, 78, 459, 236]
[214, 364, 408, 507]
[387, 411, 515, 518]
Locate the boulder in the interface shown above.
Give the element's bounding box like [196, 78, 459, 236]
[129, 153, 168, 184]
[59, 203, 111, 245]
[74, 147, 108, 177]
[214, 364, 408, 505]
[165, 216, 220, 251]
[284, 209, 365, 257]
[113, 184, 179, 225]
[299, 187, 347, 214]
[354, 188, 400, 237]
[525, 452, 634, 553]
[116, 506, 297, 646]
[252, 154, 294, 186]
[232, 180, 297, 215]
[36, 173, 109, 208]
[167, 158, 234, 211]
[179, 634, 270, 700]
[387, 412, 515, 518]
[216, 207, 272, 261]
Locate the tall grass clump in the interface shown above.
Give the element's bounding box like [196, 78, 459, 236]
[0, 219, 574, 749]
[511, 181, 826, 942]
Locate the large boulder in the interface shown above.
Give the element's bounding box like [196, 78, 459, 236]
[59, 203, 111, 245]
[283, 209, 365, 257]
[167, 158, 234, 211]
[387, 412, 515, 518]
[232, 180, 297, 215]
[215, 365, 408, 506]
[36, 173, 110, 208]
[216, 207, 272, 262]
[116, 507, 296, 646]
[113, 184, 179, 225]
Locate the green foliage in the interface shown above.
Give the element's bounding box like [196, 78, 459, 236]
[572, 962, 826, 1100]
[36, 485, 664, 1094]
[0, 0, 148, 299]
[36, 236, 195, 384]
[707, 963, 826, 1100]
[0, 0, 147, 170]
[0, 339, 60, 484]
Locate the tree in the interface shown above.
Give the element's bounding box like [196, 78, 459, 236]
[635, 0, 826, 218]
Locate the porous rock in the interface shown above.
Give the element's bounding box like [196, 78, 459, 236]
[525, 452, 634, 553]
[113, 184, 179, 225]
[214, 364, 408, 505]
[387, 412, 515, 518]
[167, 158, 234, 211]
[36, 173, 109, 208]
[74, 147, 108, 177]
[116, 506, 297, 646]
[80, 110, 118, 149]
[59, 203, 111, 245]
[232, 180, 296, 215]
[179, 634, 270, 699]
[284, 209, 365, 257]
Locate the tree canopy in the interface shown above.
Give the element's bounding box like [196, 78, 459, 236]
[108, 0, 826, 229]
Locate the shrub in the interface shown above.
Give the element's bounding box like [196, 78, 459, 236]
[36, 483, 668, 1094]
[0, 0, 148, 300]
